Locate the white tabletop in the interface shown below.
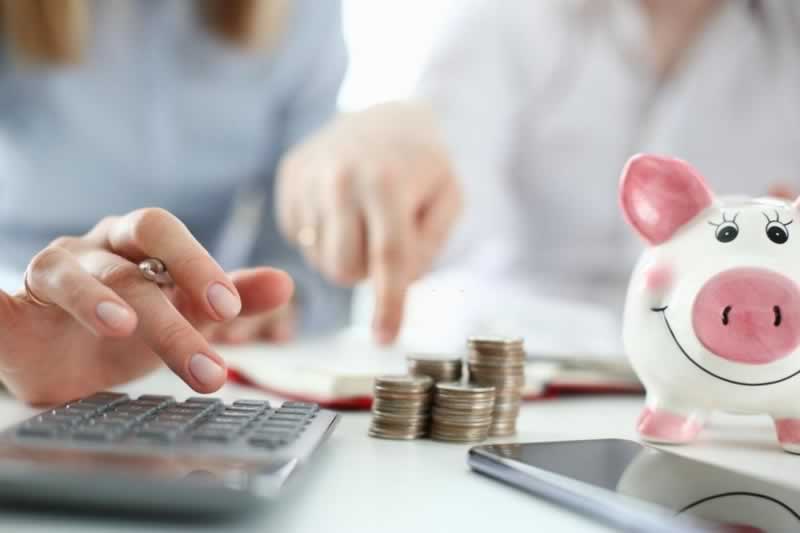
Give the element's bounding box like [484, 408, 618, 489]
[1, 369, 799, 533]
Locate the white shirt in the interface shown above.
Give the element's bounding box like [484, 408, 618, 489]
[357, 0, 800, 353]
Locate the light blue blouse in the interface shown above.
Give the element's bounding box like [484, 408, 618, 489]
[0, 0, 350, 333]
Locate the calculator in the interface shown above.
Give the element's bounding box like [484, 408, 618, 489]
[0, 392, 338, 515]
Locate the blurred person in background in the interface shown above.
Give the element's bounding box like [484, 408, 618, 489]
[0, 0, 460, 404]
[292, 0, 800, 353]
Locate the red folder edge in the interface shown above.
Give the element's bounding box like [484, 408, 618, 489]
[227, 368, 644, 411]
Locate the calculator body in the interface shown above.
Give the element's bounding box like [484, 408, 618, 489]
[0, 393, 339, 515]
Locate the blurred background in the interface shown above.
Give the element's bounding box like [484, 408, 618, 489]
[340, 0, 450, 110]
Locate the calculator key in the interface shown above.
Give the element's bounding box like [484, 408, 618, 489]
[207, 416, 249, 426]
[276, 408, 315, 416]
[72, 428, 114, 442]
[268, 414, 310, 424]
[153, 413, 199, 424]
[184, 397, 223, 406]
[248, 432, 295, 447]
[280, 402, 319, 413]
[145, 420, 188, 431]
[95, 415, 136, 428]
[215, 410, 255, 422]
[233, 400, 270, 409]
[223, 407, 262, 416]
[63, 404, 100, 415]
[259, 420, 301, 430]
[78, 392, 129, 407]
[136, 394, 175, 405]
[191, 431, 234, 443]
[38, 413, 85, 426]
[17, 425, 59, 438]
[135, 428, 178, 443]
[87, 422, 130, 434]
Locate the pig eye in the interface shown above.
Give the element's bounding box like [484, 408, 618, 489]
[715, 222, 739, 243]
[764, 210, 792, 244]
[709, 213, 739, 243]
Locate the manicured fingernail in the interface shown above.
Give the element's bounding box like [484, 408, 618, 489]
[96, 301, 131, 330]
[207, 283, 241, 320]
[189, 353, 226, 386]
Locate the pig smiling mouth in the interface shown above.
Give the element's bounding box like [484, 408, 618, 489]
[650, 306, 800, 386]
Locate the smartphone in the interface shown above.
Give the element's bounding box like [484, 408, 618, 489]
[469, 439, 800, 533]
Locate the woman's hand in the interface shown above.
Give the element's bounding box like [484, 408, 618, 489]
[0, 208, 293, 405]
[276, 101, 461, 344]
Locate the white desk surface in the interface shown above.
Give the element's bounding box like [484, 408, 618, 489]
[0, 369, 799, 533]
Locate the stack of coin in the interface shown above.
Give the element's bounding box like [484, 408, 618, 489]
[368, 375, 434, 440]
[407, 354, 463, 383]
[430, 382, 495, 443]
[467, 336, 526, 436]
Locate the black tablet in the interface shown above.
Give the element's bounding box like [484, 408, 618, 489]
[469, 439, 800, 532]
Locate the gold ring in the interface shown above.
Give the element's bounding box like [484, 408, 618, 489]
[297, 226, 318, 248]
[23, 268, 53, 307]
[138, 258, 174, 286]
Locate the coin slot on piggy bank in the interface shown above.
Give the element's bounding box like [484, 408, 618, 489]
[620, 154, 800, 453]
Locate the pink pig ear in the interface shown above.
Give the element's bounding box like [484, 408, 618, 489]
[620, 154, 714, 245]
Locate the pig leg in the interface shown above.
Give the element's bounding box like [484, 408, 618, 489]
[772, 417, 800, 454]
[637, 396, 705, 444]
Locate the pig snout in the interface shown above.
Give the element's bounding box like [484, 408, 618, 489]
[692, 268, 800, 364]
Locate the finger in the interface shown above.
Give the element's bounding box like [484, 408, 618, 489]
[26, 247, 138, 336]
[92, 254, 227, 392]
[320, 181, 367, 285]
[275, 154, 306, 243]
[259, 305, 295, 343]
[360, 175, 413, 344]
[213, 315, 263, 344]
[414, 179, 462, 279]
[106, 208, 241, 321]
[177, 267, 294, 325]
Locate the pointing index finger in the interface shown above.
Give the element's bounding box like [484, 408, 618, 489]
[361, 177, 413, 344]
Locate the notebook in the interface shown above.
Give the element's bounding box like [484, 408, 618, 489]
[221, 330, 642, 410]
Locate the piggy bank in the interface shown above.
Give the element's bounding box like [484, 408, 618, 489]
[621, 154, 800, 453]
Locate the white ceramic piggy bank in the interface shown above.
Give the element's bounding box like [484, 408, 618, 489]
[621, 154, 800, 453]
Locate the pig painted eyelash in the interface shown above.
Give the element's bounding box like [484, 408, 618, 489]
[707, 212, 739, 228]
[762, 210, 793, 226]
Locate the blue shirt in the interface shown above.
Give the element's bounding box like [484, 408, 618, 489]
[0, 0, 350, 333]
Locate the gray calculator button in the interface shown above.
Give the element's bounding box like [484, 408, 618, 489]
[259, 420, 300, 430]
[214, 409, 255, 422]
[185, 397, 223, 406]
[136, 395, 175, 405]
[276, 408, 314, 416]
[17, 426, 59, 438]
[280, 402, 319, 412]
[233, 400, 269, 409]
[193, 423, 240, 433]
[153, 413, 197, 424]
[89, 422, 129, 434]
[62, 404, 99, 416]
[73, 429, 113, 442]
[39, 413, 85, 425]
[79, 392, 129, 407]
[207, 416, 249, 427]
[269, 414, 308, 422]
[223, 407, 262, 416]
[191, 431, 234, 443]
[135, 428, 178, 442]
[248, 432, 294, 447]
